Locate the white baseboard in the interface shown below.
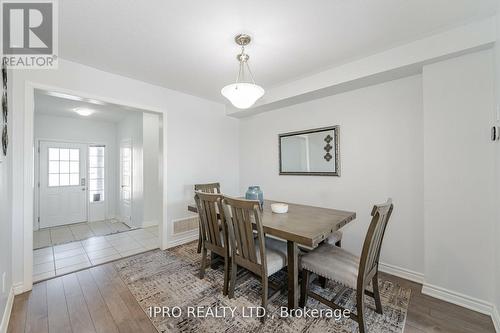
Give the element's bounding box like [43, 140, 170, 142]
[492, 304, 500, 333]
[12, 282, 24, 296]
[142, 220, 158, 228]
[0, 286, 14, 333]
[166, 230, 198, 248]
[422, 282, 494, 316]
[379, 262, 424, 284]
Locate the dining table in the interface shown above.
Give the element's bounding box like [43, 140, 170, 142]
[187, 199, 356, 309]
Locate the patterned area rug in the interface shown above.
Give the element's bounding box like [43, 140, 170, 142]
[113, 242, 410, 333]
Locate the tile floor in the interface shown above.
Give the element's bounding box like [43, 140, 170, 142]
[33, 219, 132, 249]
[32, 226, 159, 282]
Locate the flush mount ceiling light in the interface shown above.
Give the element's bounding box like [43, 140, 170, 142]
[74, 107, 95, 116]
[221, 34, 265, 109]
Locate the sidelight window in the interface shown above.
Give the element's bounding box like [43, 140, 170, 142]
[89, 146, 105, 202]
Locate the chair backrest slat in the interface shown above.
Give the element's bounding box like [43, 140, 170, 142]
[233, 207, 248, 258]
[194, 182, 221, 194]
[195, 191, 226, 250]
[210, 201, 222, 245]
[232, 208, 244, 256]
[358, 199, 393, 287]
[222, 196, 266, 275]
[243, 208, 257, 263]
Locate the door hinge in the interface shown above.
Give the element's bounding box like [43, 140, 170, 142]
[37, 182, 40, 188]
[37, 217, 40, 223]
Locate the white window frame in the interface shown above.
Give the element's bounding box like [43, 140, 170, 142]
[88, 145, 105, 203]
[47, 147, 81, 187]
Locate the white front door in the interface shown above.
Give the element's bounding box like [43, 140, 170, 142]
[119, 139, 133, 224]
[39, 141, 88, 228]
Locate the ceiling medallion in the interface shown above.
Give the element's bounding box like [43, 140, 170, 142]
[221, 34, 265, 109]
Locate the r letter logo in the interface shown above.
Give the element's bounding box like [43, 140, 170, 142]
[1, 0, 58, 68]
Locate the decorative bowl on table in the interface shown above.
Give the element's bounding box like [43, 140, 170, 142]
[271, 203, 288, 214]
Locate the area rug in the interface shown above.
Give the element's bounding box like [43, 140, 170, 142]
[113, 242, 410, 333]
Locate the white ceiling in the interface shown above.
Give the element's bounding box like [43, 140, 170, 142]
[59, 0, 497, 102]
[34, 89, 144, 122]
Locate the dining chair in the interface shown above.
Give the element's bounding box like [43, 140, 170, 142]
[221, 196, 287, 318]
[318, 230, 343, 288]
[299, 199, 393, 333]
[194, 183, 221, 253]
[194, 190, 230, 295]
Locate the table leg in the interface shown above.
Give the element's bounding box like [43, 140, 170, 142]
[287, 240, 299, 309]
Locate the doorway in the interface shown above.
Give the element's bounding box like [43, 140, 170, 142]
[31, 88, 164, 282]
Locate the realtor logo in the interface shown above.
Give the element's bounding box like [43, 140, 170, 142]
[1, 0, 58, 68]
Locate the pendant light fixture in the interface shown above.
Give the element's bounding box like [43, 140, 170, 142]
[221, 34, 265, 109]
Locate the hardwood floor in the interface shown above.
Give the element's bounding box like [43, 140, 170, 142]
[378, 272, 496, 333]
[7, 261, 496, 333]
[8, 264, 156, 333]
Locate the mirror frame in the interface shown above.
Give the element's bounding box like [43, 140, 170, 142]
[278, 125, 340, 176]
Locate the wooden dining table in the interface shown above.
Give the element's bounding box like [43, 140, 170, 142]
[187, 199, 356, 309]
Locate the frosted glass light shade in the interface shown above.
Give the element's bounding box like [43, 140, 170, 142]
[221, 82, 265, 109]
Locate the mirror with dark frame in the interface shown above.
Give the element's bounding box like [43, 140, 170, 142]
[279, 126, 340, 176]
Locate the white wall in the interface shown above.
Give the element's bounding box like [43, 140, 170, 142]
[34, 114, 118, 224]
[116, 111, 161, 228]
[495, 5, 500, 328]
[0, 70, 13, 330]
[10, 59, 240, 292]
[423, 50, 496, 305]
[116, 112, 143, 227]
[239, 75, 424, 276]
[239, 48, 499, 317]
[143, 112, 161, 227]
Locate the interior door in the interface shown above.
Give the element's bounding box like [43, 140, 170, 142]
[39, 141, 88, 228]
[119, 139, 132, 224]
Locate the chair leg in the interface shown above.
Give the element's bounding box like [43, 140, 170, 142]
[197, 228, 202, 253]
[223, 256, 230, 296]
[299, 270, 310, 307]
[318, 276, 327, 288]
[228, 258, 237, 299]
[372, 273, 383, 314]
[356, 289, 367, 333]
[261, 276, 268, 323]
[199, 247, 207, 279]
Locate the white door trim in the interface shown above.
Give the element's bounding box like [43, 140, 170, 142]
[21, 81, 169, 293]
[119, 138, 133, 225]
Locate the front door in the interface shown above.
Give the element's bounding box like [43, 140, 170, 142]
[39, 141, 88, 228]
[119, 139, 133, 224]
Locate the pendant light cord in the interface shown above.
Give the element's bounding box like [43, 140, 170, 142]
[245, 61, 257, 85]
[235, 45, 256, 85]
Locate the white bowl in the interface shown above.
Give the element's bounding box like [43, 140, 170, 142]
[271, 203, 288, 214]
